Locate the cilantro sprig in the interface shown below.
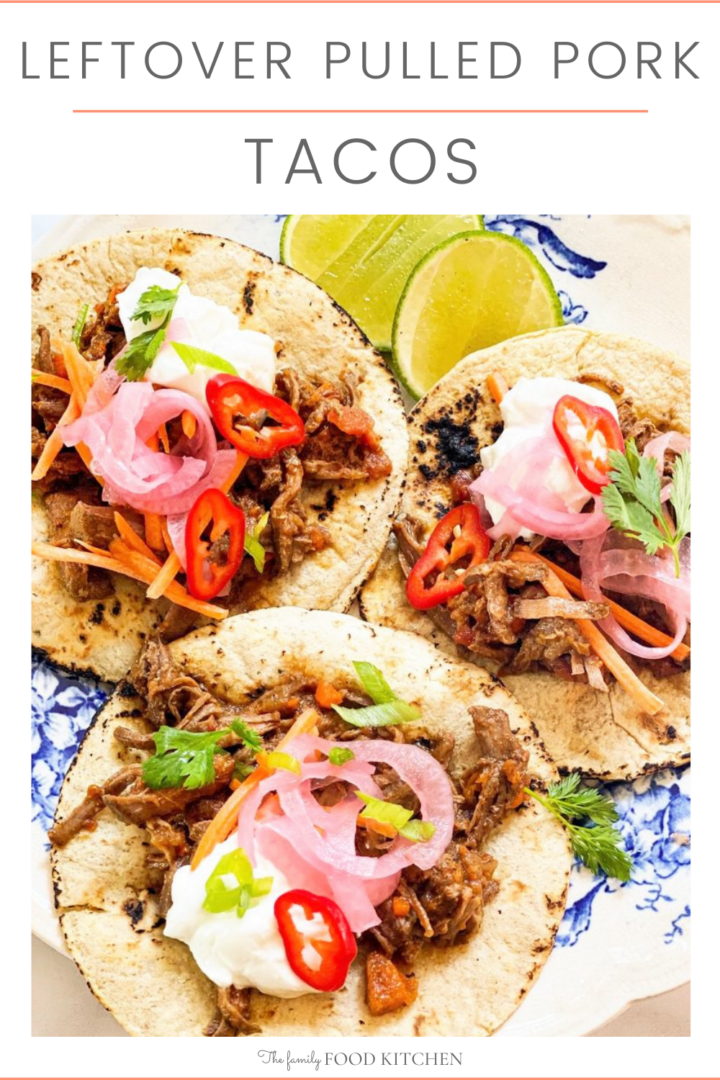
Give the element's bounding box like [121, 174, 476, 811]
[525, 774, 633, 881]
[602, 439, 690, 577]
[116, 282, 181, 381]
[142, 716, 262, 791]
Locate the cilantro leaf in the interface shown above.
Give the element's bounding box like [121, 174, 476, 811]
[115, 282, 181, 381]
[602, 439, 691, 576]
[525, 774, 632, 881]
[130, 283, 182, 325]
[231, 718, 263, 753]
[143, 727, 229, 790]
[142, 717, 263, 790]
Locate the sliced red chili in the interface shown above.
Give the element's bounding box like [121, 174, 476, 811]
[206, 374, 304, 460]
[552, 394, 625, 496]
[274, 889, 357, 992]
[185, 488, 245, 601]
[406, 503, 490, 611]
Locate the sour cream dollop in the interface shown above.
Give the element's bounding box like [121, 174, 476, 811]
[480, 376, 619, 540]
[116, 268, 276, 408]
[164, 837, 318, 998]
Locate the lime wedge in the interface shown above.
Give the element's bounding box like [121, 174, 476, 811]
[392, 231, 563, 398]
[280, 215, 483, 351]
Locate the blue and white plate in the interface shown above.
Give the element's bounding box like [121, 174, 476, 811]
[31, 214, 691, 1036]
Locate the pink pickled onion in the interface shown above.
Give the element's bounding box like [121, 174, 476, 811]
[580, 534, 690, 660]
[643, 431, 691, 503]
[470, 434, 610, 542]
[164, 317, 191, 345]
[236, 759, 380, 865]
[167, 512, 189, 569]
[281, 735, 454, 874]
[258, 817, 399, 933]
[231, 735, 453, 933]
[62, 381, 236, 515]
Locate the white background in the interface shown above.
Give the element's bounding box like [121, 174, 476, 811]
[7, 0, 716, 1074]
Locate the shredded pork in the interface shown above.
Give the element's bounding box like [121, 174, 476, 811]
[51, 638, 529, 1034]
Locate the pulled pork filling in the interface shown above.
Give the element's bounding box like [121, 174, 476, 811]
[32, 285, 392, 614]
[397, 385, 690, 686]
[50, 638, 529, 1035]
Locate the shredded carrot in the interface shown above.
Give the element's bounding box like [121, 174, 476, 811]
[114, 512, 160, 563]
[52, 351, 68, 377]
[158, 422, 170, 454]
[191, 708, 320, 870]
[115, 450, 247, 604]
[146, 551, 183, 600]
[487, 373, 510, 405]
[182, 410, 197, 439]
[111, 544, 227, 619]
[32, 541, 228, 621]
[32, 369, 72, 394]
[392, 897, 411, 918]
[160, 519, 174, 551]
[220, 451, 249, 494]
[358, 817, 398, 839]
[74, 540, 112, 558]
[523, 550, 690, 663]
[315, 680, 344, 708]
[55, 339, 95, 410]
[144, 513, 165, 553]
[509, 550, 665, 715]
[74, 442, 95, 473]
[31, 394, 81, 481]
[31, 358, 97, 479]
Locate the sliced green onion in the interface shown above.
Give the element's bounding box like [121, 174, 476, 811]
[244, 512, 270, 574]
[398, 819, 436, 842]
[328, 747, 355, 766]
[232, 761, 256, 783]
[357, 794, 435, 843]
[171, 341, 238, 376]
[72, 303, 90, 348]
[332, 699, 421, 729]
[203, 849, 253, 913]
[203, 848, 274, 916]
[357, 792, 413, 831]
[352, 661, 397, 705]
[333, 661, 421, 727]
[237, 883, 253, 917]
[251, 877, 274, 897]
[265, 751, 301, 775]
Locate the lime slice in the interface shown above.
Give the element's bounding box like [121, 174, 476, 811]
[280, 214, 483, 351]
[392, 231, 563, 398]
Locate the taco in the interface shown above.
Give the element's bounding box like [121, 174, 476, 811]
[31, 229, 408, 682]
[50, 609, 571, 1037]
[360, 327, 690, 780]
